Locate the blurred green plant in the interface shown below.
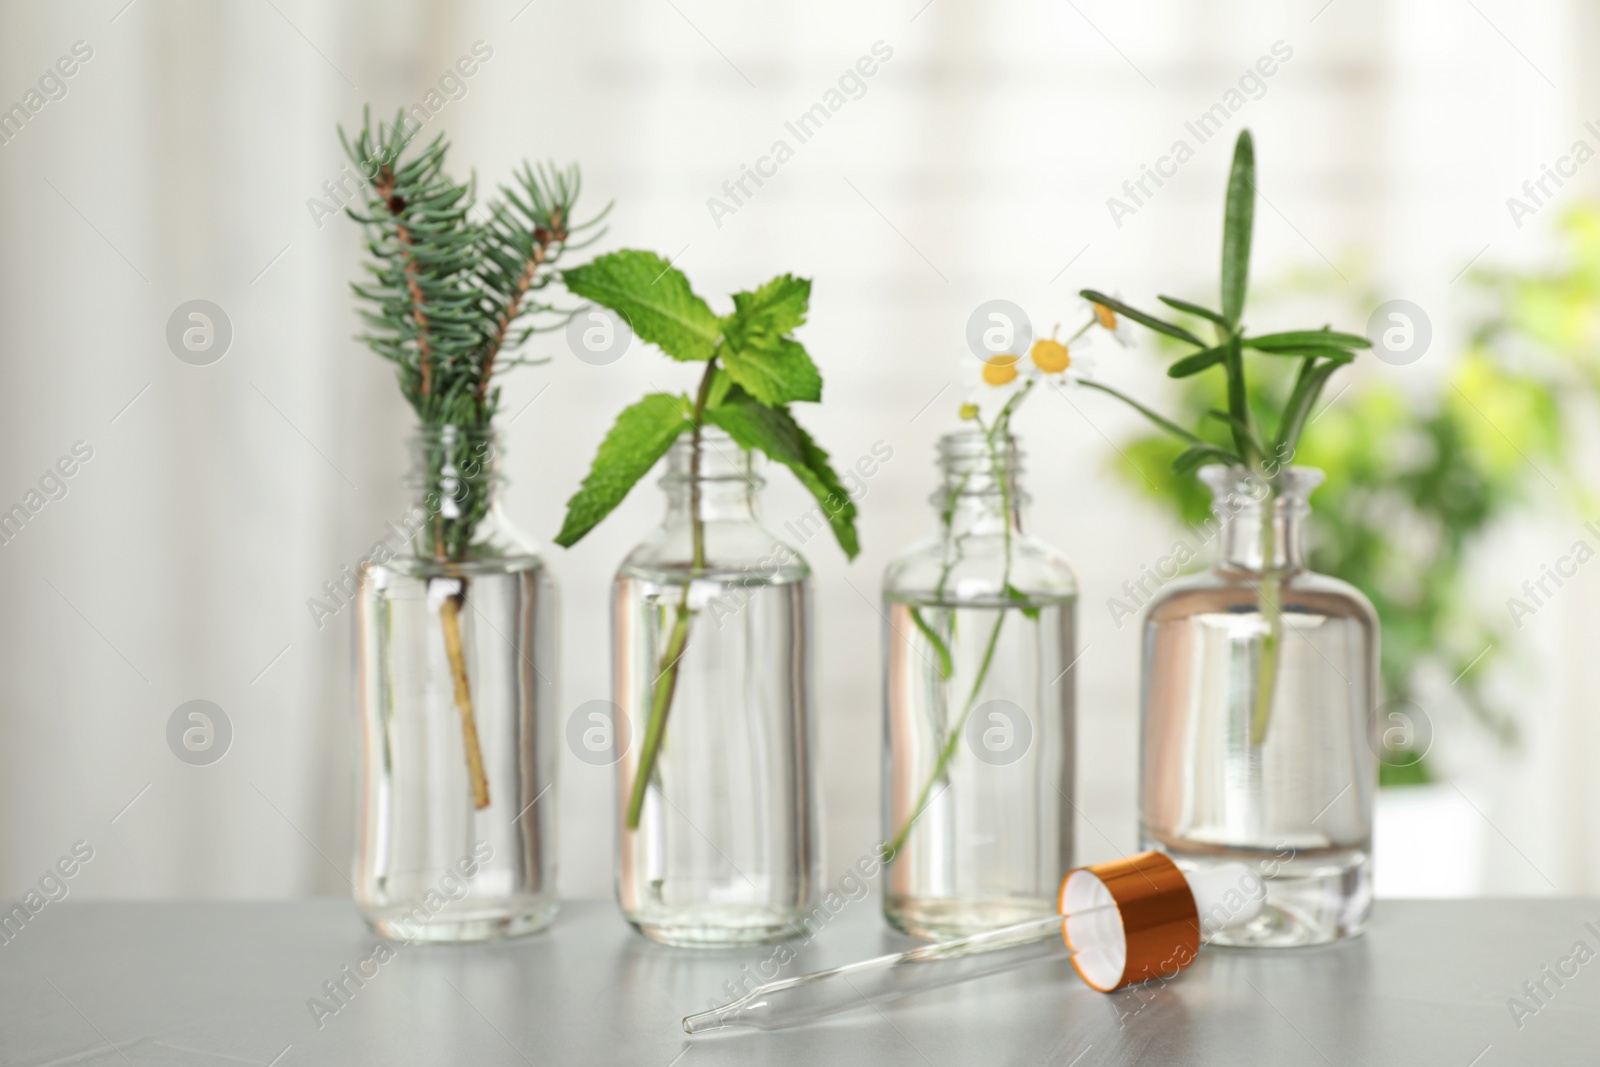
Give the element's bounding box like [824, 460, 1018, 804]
[1108, 206, 1600, 784]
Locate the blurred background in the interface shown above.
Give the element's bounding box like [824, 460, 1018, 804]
[1, 0, 1596, 904]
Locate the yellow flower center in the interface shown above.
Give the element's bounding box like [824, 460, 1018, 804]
[1030, 338, 1070, 374]
[1093, 302, 1117, 331]
[982, 354, 1019, 386]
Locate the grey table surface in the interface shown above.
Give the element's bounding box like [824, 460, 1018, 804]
[2, 898, 1597, 1066]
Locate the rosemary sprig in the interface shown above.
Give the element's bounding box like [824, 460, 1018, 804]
[1079, 128, 1370, 744]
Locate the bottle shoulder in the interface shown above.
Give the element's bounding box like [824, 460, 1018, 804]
[1145, 566, 1377, 625]
[373, 501, 548, 572]
[367, 549, 550, 581]
[618, 519, 811, 583]
[884, 531, 1077, 604]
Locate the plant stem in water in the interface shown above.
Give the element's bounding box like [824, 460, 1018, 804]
[626, 361, 718, 830]
[887, 608, 1007, 859]
[888, 418, 1019, 859]
[628, 603, 692, 827]
[439, 593, 491, 809]
[1250, 487, 1282, 746]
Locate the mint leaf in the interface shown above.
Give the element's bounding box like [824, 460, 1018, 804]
[718, 275, 821, 405]
[720, 337, 823, 407]
[563, 250, 720, 361]
[704, 390, 859, 559]
[556, 393, 694, 547]
[705, 366, 734, 409]
[729, 274, 809, 340]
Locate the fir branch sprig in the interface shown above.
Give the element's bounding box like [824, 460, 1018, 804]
[340, 108, 607, 811]
[341, 108, 609, 486]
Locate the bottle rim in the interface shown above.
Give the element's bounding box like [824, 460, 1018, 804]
[935, 428, 1023, 492]
[1197, 464, 1323, 509]
[937, 427, 1020, 458]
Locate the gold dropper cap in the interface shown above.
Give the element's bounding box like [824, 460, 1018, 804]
[1058, 850, 1202, 992]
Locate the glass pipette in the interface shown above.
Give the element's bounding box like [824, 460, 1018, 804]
[684, 851, 1263, 1034]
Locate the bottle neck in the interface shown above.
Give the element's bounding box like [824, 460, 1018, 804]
[406, 425, 503, 561]
[660, 428, 762, 527]
[934, 430, 1026, 541]
[1203, 467, 1321, 574]
[1214, 500, 1307, 572]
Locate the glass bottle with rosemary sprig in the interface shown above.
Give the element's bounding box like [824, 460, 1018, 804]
[342, 111, 607, 941]
[1079, 128, 1379, 947]
[880, 333, 1084, 940]
[555, 250, 860, 947]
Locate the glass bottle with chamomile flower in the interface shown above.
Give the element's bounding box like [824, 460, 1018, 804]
[880, 323, 1098, 941]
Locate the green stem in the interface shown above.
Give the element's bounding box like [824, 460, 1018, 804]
[935, 382, 1033, 598]
[1222, 334, 1258, 466]
[888, 412, 1020, 860]
[908, 607, 953, 680]
[996, 420, 1015, 563]
[1250, 482, 1282, 746]
[624, 360, 718, 831]
[627, 604, 692, 827]
[887, 608, 1008, 860]
[933, 460, 977, 603]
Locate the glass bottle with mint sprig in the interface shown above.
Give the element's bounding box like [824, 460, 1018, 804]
[1078, 129, 1379, 947]
[880, 328, 1086, 941]
[555, 250, 860, 947]
[342, 111, 608, 942]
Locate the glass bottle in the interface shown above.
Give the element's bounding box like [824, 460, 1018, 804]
[1140, 465, 1377, 947]
[354, 426, 559, 942]
[881, 429, 1078, 940]
[613, 427, 818, 946]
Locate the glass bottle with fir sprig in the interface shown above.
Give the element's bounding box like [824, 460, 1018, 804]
[342, 112, 607, 941]
[879, 325, 1091, 941]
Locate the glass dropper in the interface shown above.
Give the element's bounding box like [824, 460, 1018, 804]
[686, 909, 1101, 1034]
[685, 853, 1263, 1035]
